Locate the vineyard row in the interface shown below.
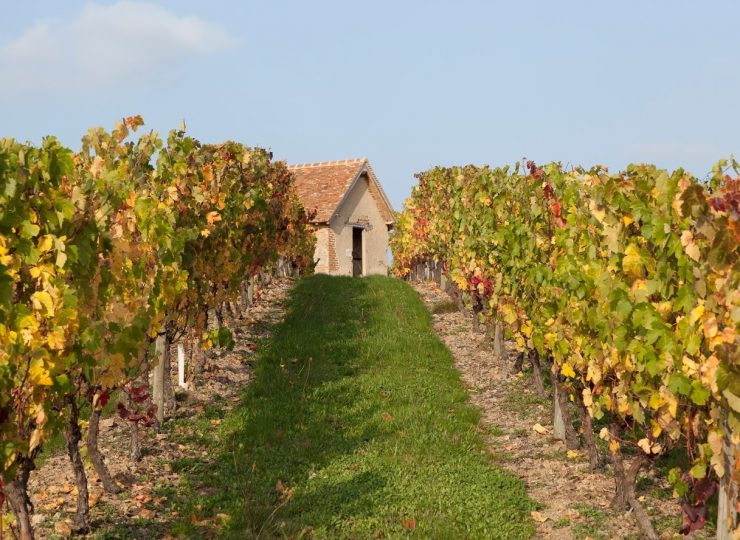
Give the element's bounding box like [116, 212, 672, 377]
[0, 116, 316, 539]
[391, 159, 739, 539]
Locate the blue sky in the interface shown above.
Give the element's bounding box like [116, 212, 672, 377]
[1, 1, 738, 210]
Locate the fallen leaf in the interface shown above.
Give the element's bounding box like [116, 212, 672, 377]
[532, 423, 549, 435]
[134, 492, 152, 505]
[54, 521, 73, 537]
[566, 450, 581, 459]
[138, 508, 156, 519]
[402, 518, 416, 529]
[190, 515, 210, 526]
[530, 511, 548, 522]
[89, 489, 104, 507]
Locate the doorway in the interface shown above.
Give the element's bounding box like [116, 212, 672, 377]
[352, 227, 363, 277]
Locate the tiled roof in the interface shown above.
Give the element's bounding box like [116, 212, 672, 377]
[288, 158, 394, 224]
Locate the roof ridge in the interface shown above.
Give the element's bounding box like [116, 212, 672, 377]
[287, 157, 367, 169]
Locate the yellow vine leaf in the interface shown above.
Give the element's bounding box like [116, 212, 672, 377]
[589, 200, 606, 223]
[37, 235, 54, 253]
[637, 438, 662, 455]
[90, 155, 105, 178]
[56, 250, 67, 268]
[622, 243, 644, 278]
[707, 431, 725, 477]
[587, 360, 602, 384]
[689, 303, 705, 325]
[602, 223, 620, 253]
[19, 314, 39, 344]
[680, 230, 701, 261]
[29, 428, 43, 451]
[700, 355, 720, 393]
[561, 363, 576, 378]
[29, 359, 53, 386]
[637, 438, 652, 454]
[217, 192, 227, 210]
[648, 392, 664, 410]
[47, 331, 65, 350]
[582, 387, 593, 407]
[682, 356, 698, 377]
[521, 321, 533, 338]
[31, 290, 54, 316]
[663, 391, 678, 418]
[702, 313, 718, 339]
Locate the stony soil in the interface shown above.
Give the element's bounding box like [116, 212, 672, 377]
[412, 279, 709, 540]
[23, 278, 293, 539]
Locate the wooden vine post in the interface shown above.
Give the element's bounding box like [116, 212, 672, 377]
[177, 342, 188, 389]
[152, 332, 169, 426]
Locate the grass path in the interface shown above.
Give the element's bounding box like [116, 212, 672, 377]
[167, 275, 535, 538]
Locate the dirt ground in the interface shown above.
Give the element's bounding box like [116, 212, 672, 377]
[412, 279, 709, 540]
[23, 277, 293, 539]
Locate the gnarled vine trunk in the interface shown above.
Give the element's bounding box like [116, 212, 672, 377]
[4, 454, 37, 540]
[64, 398, 90, 533]
[609, 423, 658, 540]
[575, 390, 603, 471]
[528, 350, 546, 398]
[87, 407, 122, 494]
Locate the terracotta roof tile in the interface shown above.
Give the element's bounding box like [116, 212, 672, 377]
[288, 158, 394, 224]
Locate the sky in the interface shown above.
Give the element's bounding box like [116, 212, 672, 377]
[1, 1, 739, 211]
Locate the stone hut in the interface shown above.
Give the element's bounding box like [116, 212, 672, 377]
[288, 158, 394, 276]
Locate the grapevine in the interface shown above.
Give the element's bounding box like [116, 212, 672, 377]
[392, 159, 739, 538]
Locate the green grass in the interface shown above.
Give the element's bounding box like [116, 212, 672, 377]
[163, 275, 535, 539]
[571, 503, 608, 540]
